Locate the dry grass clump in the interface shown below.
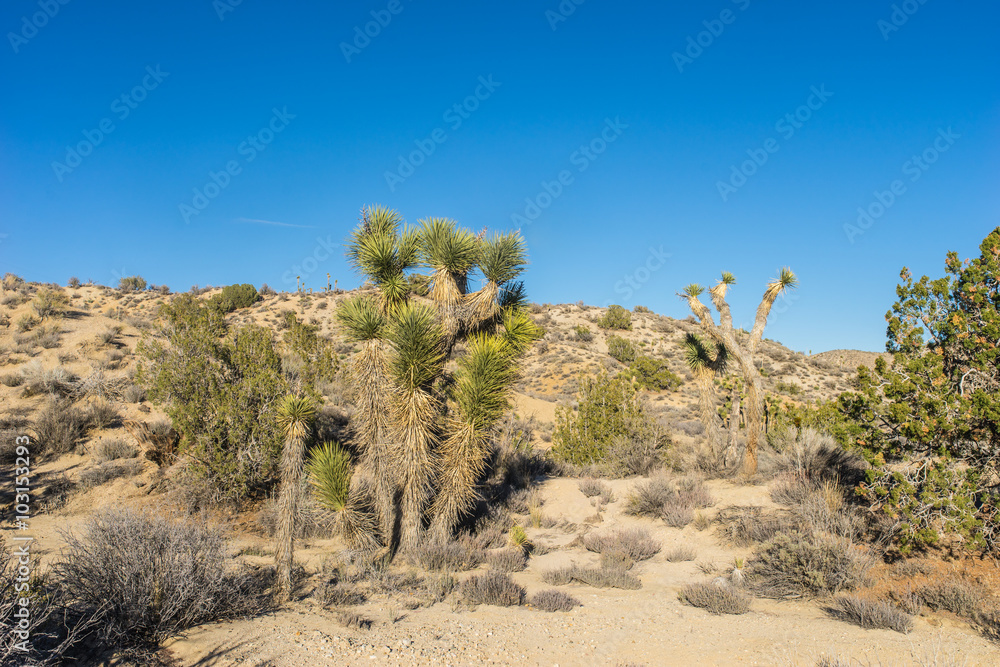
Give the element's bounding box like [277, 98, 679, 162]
[679, 581, 752, 615]
[746, 531, 871, 599]
[485, 547, 528, 573]
[85, 400, 121, 430]
[336, 611, 373, 629]
[664, 545, 697, 562]
[411, 540, 484, 572]
[530, 589, 581, 612]
[625, 476, 713, 528]
[583, 527, 660, 566]
[578, 478, 612, 498]
[542, 564, 642, 590]
[33, 399, 87, 456]
[19, 361, 76, 396]
[79, 460, 144, 489]
[459, 570, 525, 607]
[830, 594, 913, 633]
[54, 509, 272, 650]
[92, 437, 138, 463]
[715, 506, 798, 547]
[315, 581, 366, 607]
[917, 579, 988, 618]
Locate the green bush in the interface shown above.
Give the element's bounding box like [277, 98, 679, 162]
[32, 287, 69, 318]
[552, 371, 661, 468]
[210, 283, 259, 314]
[573, 325, 594, 342]
[138, 295, 288, 502]
[118, 275, 147, 293]
[747, 531, 871, 598]
[606, 335, 636, 363]
[625, 356, 682, 391]
[596, 305, 632, 330]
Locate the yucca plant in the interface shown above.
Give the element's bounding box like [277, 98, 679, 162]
[274, 394, 317, 603]
[305, 441, 351, 511]
[325, 206, 539, 559]
[682, 333, 728, 463]
[679, 268, 797, 476]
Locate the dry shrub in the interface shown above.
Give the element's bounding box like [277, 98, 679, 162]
[764, 427, 865, 485]
[79, 460, 144, 489]
[918, 579, 988, 618]
[33, 399, 87, 456]
[541, 564, 642, 590]
[336, 611, 372, 629]
[54, 509, 272, 649]
[316, 582, 366, 607]
[747, 531, 871, 599]
[424, 573, 457, 602]
[831, 594, 913, 633]
[92, 437, 138, 463]
[583, 527, 660, 564]
[530, 589, 580, 612]
[411, 540, 484, 572]
[625, 476, 713, 528]
[679, 581, 752, 615]
[665, 545, 697, 562]
[459, 570, 525, 607]
[19, 361, 75, 396]
[715, 506, 797, 547]
[85, 400, 121, 430]
[578, 478, 611, 498]
[485, 547, 528, 573]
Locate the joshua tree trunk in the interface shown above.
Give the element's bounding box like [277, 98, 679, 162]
[275, 435, 305, 600]
[724, 383, 741, 468]
[694, 370, 724, 460]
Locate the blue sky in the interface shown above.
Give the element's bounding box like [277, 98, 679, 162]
[2, 0, 998, 353]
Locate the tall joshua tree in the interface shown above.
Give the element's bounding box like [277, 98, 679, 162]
[274, 394, 317, 603]
[680, 268, 797, 476]
[682, 333, 728, 462]
[419, 217, 479, 345]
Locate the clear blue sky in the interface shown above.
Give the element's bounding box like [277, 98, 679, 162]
[2, 1, 998, 353]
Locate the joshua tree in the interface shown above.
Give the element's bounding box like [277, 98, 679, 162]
[274, 394, 317, 602]
[682, 333, 728, 463]
[680, 268, 797, 476]
[327, 206, 538, 558]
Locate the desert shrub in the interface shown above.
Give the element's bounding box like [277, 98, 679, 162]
[606, 335, 636, 363]
[33, 399, 87, 456]
[282, 311, 338, 390]
[209, 283, 259, 314]
[316, 582, 366, 607]
[542, 564, 641, 590]
[578, 478, 611, 498]
[95, 327, 120, 346]
[336, 611, 372, 629]
[766, 427, 865, 486]
[715, 506, 798, 547]
[15, 313, 40, 332]
[68, 276, 80, 288]
[118, 275, 147, 293]
[831, 594, 912, 633]
[79, 460, 144, 488]
[573, 325, 594, 342]
[747, 531, 871, 598]
[411, 541, 484, 572]
[485, 547, 528, 573]
[138, 295, 287, 501]
[19, 361, 75, 396]
[597, 305, 632, 330]
[54, 509, 271, 649]
[624, 356, 682, 391]
[665, 545, 697, 562]
[93, 437, 138, 463]
[633, 305, 651, 313]
[584, 527, 660, 565]
[123, 384, 146, 403]
[552, 371, 664, 470]
[625, 476, 713, 528]
[2, 272, 24, 290]
[604, 429, 669, 477]
[775, 381, 801, 396]
[85, 400, 121, 430]
[675, 420, 704, 437]
[259, 283, 276, 296]
[0, 373, 23, 387]
[459, 570, 525, 607]
[531, 589, 580, 612]
[917, 579, 987, 618]
[679, 582, 752, 615]
[32, 286, 69, 318]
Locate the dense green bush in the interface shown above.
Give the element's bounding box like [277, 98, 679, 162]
[138, 295, 288, 502]
[552, 371, 662, 468]
[209, 283, 259, 314]
[606, 335, 636, 363]
[596, 304, 632, 330]
[573, 325, 594, 342]
[625, 356, 682, 391]
[118, 275, 147, 292]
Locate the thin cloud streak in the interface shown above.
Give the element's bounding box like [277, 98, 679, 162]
[235, 217, 316, 229]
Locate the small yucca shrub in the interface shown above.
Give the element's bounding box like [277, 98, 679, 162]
[306, 441, 351, 511]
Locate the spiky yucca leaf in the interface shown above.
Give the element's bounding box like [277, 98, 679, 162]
[386, 302, 445, 391]
[454, 334, 518, 428]
[500, 308, 542, 357]
[683, 283, 705, 298]
[720, 272, 736, 285]
[337, 296, 386, 342]
[478, 232, 527, 285]
[775, 267, 797, 289]
[683, 333, 727, 374]
[498, 281, 528, 311]
[276, 395, 318, 443]
[306, 441, 352, 512]
[419, 218, 480, 279]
